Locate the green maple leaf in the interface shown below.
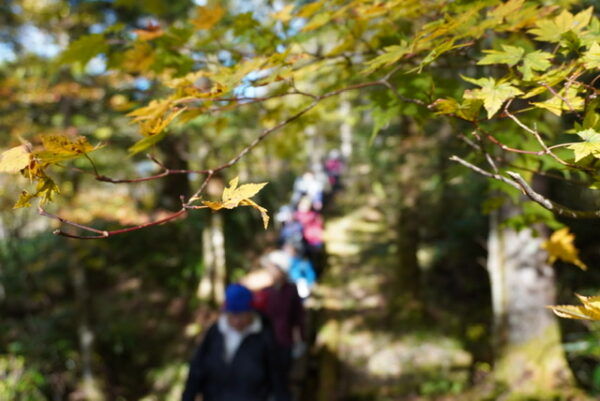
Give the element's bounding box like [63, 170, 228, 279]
[567, 128, 600, 162]
[532, 88, 584, 116]
[583, 42, 600, 70]
[529, 7, 593, 43]
[462, 76, 522, 119]
[478, 45, 524, 67]
[518, 51, 553, 81]
[59, 34, 108, 66]
[362, 42, 410, 74]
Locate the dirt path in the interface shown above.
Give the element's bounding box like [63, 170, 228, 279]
[305, 200, 473, 401]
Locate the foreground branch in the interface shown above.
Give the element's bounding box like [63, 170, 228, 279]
[43, 78, 427, 238]
[39, 207, 187, 239]
[450, 156, 600, 219]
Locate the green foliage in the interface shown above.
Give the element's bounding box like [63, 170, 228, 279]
[0, 355, 45, 401]
[58, 34, 108, 67]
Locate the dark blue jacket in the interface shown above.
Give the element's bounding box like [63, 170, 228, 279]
[181, 318, 290, 401]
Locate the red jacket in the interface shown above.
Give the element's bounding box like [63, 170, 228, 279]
[255, 283, 305, 347]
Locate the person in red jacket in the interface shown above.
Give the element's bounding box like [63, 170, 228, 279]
[255, 250, 306, 380]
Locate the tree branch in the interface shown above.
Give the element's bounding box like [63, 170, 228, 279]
[448, 157, 600, 219]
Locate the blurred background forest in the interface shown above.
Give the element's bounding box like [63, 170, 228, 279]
[2, 0, 600, 400]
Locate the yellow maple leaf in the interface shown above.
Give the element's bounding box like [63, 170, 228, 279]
[542, 227, 587, 270]
[138, 108, 185, 137]
[240, 198, 270, 230]
[0, 145, 31, 173]
[272, 4, 295, 23]
[202, 176, 270, 228]
[35, 134, 99, 164]
[192, 5, 225, 30]
[549, 293, 600, 321]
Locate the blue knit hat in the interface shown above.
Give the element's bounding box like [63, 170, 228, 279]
[224, 284, 253, 313]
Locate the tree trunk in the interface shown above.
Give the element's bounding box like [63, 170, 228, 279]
[70, 261, 105, 401]
[395, 205, 421, 315]
[339, 100, 353, 160]
[487, 203, 573, 395]
[197, 212, 226, 306]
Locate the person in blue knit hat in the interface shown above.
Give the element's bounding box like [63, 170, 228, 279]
[182, 283, 290, 401]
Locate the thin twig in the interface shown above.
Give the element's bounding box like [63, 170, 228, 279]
[448, 156, 522, 191]
[43, 206, 187, 239]
[540, 82, 582, 118]
[503, 101, 594, 172]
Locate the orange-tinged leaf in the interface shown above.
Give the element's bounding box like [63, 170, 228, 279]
[0, 145, 30, 173]
[192, 5, 225, 30]
[542, 227, 587, 270]
[201, 200, 226, 211]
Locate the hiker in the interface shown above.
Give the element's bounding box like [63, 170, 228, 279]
[255, 250, 307, 378]
[181, 283, 290, 401]
[293, 196, 325, 276]
[283, 242, 316, 299]
[277, 212, 306, 253]
[324, 149, 344, 191]
[291, 170, 325, 211]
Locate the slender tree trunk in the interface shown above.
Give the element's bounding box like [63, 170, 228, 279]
[197, 176, 227, 306]
[487, 202, 573, 395]
[197, 212, 226, 305]
[396, 205, 421, 310]
[70, 261, 105, 401]
[339, 100, 353, 160]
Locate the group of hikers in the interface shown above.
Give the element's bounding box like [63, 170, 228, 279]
[182, 150, 345, 401]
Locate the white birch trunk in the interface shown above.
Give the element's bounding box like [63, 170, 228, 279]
[487, 205, 573, 394]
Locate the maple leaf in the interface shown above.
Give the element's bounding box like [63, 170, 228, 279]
[542, 227, 587, 270]
[583, 42, 600, 70]
[462, 76, 522, 118]
[13, 173, 59, 209]
[532, 87, 584, 116]
[549, 294, 600, 321]
[567, 128, 600, 162]
[0, 145, 31, 173]
[432, 98, 482, 122]
[35, 134, 99, 164]
[272, 4, 295, 23]
[529, 7, 593, 43]
[202, 177, 270, 229]
[488, 0, 524, 21]
[59, 34, 108, 66]
[192, 5, 225, 30]
[362, 42, 410, 74]
[477, 44, 524, 67]
[518, 50, 553, 81]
